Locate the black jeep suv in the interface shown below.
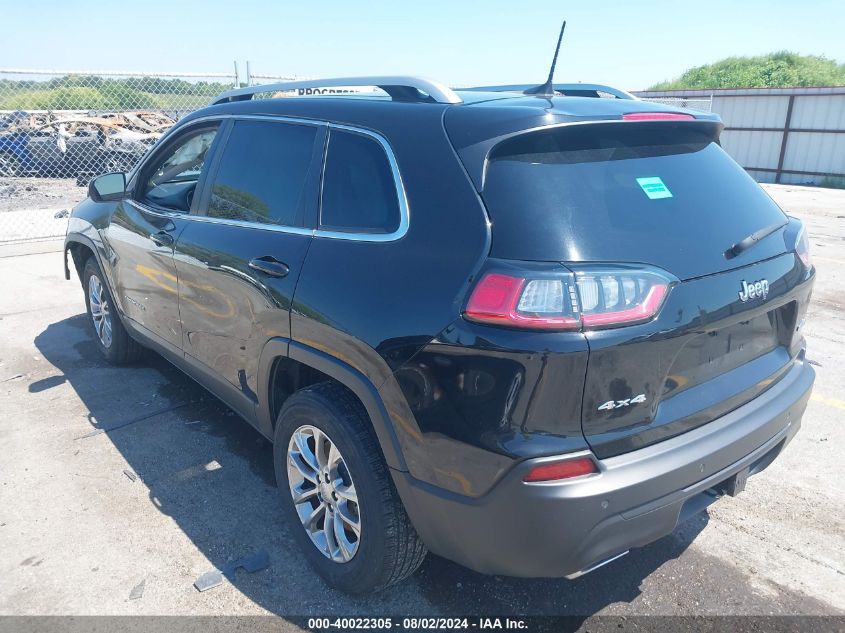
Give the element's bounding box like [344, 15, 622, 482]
[64, 77, 815, 593]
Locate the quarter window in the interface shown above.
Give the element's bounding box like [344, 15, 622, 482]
[320, 129, 400, 233]
[207, 120, 317, 227]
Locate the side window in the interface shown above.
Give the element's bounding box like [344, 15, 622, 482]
[207, 120, 317, 227]
[320, 130, 401, 234]
[140, 127, 217, 213]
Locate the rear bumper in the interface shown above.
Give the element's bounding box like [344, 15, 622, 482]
[394, 359, 814, 578]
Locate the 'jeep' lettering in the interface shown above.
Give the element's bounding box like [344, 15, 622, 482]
[738, 279, 770, 302]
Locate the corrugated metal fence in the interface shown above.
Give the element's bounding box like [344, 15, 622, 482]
[636, 86, 845, 186]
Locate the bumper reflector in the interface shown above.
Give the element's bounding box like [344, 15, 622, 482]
[523, 457, 598, 482]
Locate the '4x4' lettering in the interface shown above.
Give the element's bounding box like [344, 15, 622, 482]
[597, 394, 647, 411]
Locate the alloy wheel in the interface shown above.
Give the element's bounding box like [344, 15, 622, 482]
[88, 274, 113, 348]
[287, 425, 361, 563]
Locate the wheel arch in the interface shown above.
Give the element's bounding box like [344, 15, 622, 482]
[257, 337, 408, 472]
[64, 233, 101, 286]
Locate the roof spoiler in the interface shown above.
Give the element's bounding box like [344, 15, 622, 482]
[458, 118, 724, 191]
[459, 83, 638, 101]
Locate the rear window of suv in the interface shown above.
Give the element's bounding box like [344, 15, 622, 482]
[481, 123, 787, 279]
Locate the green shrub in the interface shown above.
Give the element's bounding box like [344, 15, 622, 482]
[100, 83, 158, 109]
[0, 75, 234, 111]
[650, 52, 845, 90]
[26, 87, 108, 110]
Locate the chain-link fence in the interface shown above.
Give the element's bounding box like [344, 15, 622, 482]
[638, 96, 714, 112]
[0, 70, 714, 246]
[0, 67, 381, 245]
[0, 68, 236, 244]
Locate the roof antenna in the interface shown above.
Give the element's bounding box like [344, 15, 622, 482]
[524, 20, 566, 97]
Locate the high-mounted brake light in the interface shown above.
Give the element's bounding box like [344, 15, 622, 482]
[464, 266, 673, 331]
[622, 112, 695, 121]
[523, 457, 598, 482]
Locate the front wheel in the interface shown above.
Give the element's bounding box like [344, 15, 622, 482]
[274, 382, 427, 593]
[82, 257, 143, 364]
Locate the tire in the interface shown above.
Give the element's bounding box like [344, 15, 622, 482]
[82, 257, 143, 365]
[274, 382, 427, 593]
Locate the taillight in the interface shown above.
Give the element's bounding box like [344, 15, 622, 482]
[523, 457, 598, 482]
[464, 263, 674, 331]
[622, 112, 695, 121]
[464, 272, 580, 330]
[573, 267, 672, 328]
[796, 223, 812, 269]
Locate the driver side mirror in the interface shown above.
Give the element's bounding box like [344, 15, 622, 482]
[88, 172, 126, 203]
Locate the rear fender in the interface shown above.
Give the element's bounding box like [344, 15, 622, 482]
[256, 338, 408, 472]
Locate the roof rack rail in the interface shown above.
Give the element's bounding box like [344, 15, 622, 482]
[210, 76, 463, 106]
[459, 83, 637, 101]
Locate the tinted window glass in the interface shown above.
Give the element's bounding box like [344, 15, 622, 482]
[321, 130, 400, 233]
[481, 123, 788, 280]
[142, 128, 217, 212]
[208, 120, 317, 227]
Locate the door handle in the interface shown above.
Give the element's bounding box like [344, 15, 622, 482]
[150, 230, 174, 247]
[248, 256, 290, 278]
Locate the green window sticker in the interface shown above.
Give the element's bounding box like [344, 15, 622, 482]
[636, 176, 673, 200]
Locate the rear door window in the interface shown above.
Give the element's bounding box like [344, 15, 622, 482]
[320, 129, 400, 234]
[207, 120, 318, 227]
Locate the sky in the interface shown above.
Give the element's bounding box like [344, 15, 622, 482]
[2, 0, 844, 90]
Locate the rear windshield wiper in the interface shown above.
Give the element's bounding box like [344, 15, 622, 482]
[724, 221, 787, 260]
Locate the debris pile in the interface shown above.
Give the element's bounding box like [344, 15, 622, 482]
[0, 110, 175, 179]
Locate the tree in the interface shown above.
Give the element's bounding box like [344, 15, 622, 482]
[649, 51, 845, 90]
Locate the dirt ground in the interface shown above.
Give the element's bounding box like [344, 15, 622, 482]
[0, 177, 83, 214]
[0, 184, 842, 628]
[0, 177, 83, 243]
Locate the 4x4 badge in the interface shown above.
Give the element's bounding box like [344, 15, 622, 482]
[598, 394, 647, 411]
[738, 279, 769, 302]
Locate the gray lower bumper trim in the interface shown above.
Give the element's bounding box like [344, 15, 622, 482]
[393, 360, 814, 578]
[564, 550, 630, 580]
